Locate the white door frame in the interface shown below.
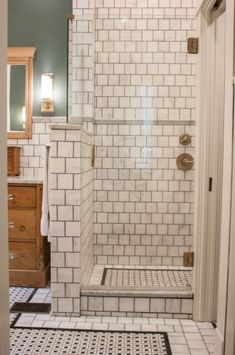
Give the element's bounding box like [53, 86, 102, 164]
[194, 0, 226, 321]
[223, 89, 235, 354]
[215, 0, 235, 347]
[0, 0, 10, 353]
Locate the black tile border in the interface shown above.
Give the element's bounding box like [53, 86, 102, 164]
[10, 327, 172, 355]
[27, 287, 38, 302]
[10, 313, 22, 328]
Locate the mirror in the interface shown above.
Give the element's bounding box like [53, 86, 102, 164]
[7, 47, 36, 139]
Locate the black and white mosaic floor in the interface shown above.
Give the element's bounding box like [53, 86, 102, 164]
[10, 328, 172, 355]
[102, 268, 192, 288]
[9, 287, 215, 354]
[9, 287, 36, 307]
[10, 287, 171, 355]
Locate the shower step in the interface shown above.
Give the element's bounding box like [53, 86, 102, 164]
[81, 287, 193, 319]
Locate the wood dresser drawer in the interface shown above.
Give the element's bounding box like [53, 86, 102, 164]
[8, 186, 36, 208]
[9, 242, 36, 270]
[8, 210, 36, 240]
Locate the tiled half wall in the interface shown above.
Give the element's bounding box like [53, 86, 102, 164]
[50, 125, 93, 315]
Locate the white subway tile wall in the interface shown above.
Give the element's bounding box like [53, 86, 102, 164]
[50, 126, 93, 315]
[94, 123, 194, 266]
[71, 0, 197, 123]
[94, 0, 197, 121]
[7, 117, 66, 177]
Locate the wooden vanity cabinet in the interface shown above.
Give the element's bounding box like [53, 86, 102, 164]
[8, 183, 50, 287]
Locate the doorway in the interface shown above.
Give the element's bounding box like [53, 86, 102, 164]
[194, 0, 226, 321]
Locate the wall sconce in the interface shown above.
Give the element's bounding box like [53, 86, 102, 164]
[41, 73, 54, 113]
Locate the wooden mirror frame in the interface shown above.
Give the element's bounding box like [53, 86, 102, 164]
[7, 47, 36, 139]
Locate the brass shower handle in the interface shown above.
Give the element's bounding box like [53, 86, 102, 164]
[176, 153, 194, 171]
[182, 158, 194, 165]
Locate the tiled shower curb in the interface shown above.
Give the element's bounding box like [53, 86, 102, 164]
[81, 287, 193, 319]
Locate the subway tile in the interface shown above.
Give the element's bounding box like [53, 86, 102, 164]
[119, 298, 134, 312]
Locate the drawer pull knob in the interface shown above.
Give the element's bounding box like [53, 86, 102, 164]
[9, 252, 16, 260]
[19, 225, 26, 232]
[8, 222, 15, 229]
[8, 194, 15, 201]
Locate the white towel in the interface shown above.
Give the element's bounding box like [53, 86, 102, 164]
[40, 144, 51, 241]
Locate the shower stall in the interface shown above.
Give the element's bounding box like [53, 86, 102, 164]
[50, 0, 197, 318]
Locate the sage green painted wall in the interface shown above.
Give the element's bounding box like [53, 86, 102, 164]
[8, 0, 72, 117]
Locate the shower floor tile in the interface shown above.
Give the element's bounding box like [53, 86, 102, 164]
[102, 268, 192, 288]
[9, 287, 214, 355]
[89, 265, 192, 289]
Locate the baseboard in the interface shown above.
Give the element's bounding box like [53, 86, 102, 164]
[215, 327, 224, 355]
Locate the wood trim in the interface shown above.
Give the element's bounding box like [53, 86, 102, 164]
[7, 47, 36, 139]
[7, 47, 36, 59]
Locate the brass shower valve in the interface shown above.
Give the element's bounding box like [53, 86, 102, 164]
[179, 133, 191, 146]
[176, 153, 194, 171]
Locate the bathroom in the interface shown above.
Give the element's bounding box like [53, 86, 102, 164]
[1, 0, 235, 354]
